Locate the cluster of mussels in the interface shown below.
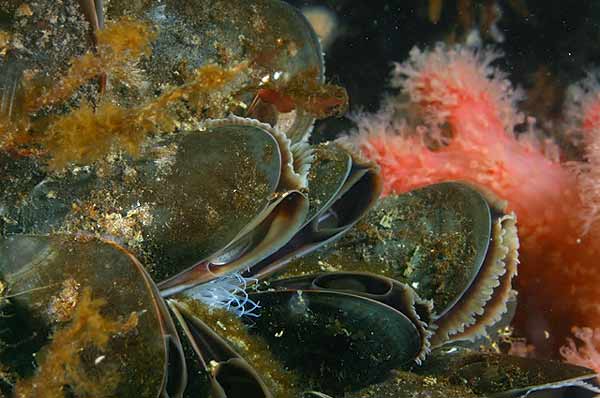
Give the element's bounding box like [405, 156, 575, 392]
[0, 1, 598, 397]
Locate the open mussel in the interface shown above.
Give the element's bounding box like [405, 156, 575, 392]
[156, 117, 310, 294]
[256, 180, 522, 386]
[268, 272, 434, 363]
[0, 234, 185, 397]
[169, 299, 273, 398]
[421, 184, 519, 347]
[242, 141, 382, 281]
[253, 270, 598, 397]
[280, 181, 519, 348]
[5, 117, 310, 296]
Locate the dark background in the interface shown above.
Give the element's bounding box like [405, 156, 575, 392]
[286, 0, 600, 142]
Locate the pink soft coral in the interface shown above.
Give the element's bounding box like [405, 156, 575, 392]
[567, 75, 600, 235]
[560, 327, 600, 376]
[347, 44, 600, 357]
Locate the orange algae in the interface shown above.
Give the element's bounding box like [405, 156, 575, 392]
[0, 14, 244, 168]
[0, 17, 155, 157]
[43, 63, 243, 169]
[279, 68, 348, 118]
[23, 17, 156, 112]
[0, 119, 18, 151]
[44, 102, 129, 168]
[0, 113, 35, 158]
[0, 30, 11, 55]
[13, 287, 138, 398]
[347, 44, 600, 357]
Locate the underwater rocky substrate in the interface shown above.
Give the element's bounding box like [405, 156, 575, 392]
[0, 0, 599, 397]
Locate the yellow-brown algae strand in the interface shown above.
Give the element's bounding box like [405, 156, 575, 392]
[14, 287, 138, 398]
[23, 18, 156, 113]
[43, 64, 244, 169]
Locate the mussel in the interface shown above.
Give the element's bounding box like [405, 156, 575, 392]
[169, 299, 273, 398]
[107, 0, 326, 143]
[241, 141, 382, 281]
[280, 182, 519, 346]
[213, 182, 519, 395]
[0, 234, 185, 397]
[242, 288, 422, 393]
[5, 117, 310, 295]
[0, 0, 598, 397]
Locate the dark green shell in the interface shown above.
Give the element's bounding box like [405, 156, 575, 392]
[245, 289, 421, 394]
[7, 123, 293, 284]
[0, 234, 175, 397]
[113, 0, 324, 142]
